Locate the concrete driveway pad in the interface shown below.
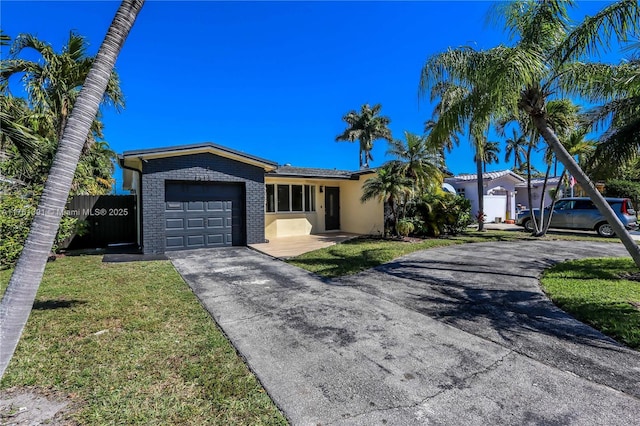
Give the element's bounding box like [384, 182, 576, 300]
[169, 241, 640, 425]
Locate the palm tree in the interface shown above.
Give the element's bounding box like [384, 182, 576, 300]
[424, 118, 459, 159]
[474, 140, 500, 173]
[2, 31, 124, 144]
[1, 31, 124, 192]
[426, 80, 491, 230]
[0, 0, 145, 379]
[504, 129, 527, 171]
[386, 131, 444, 193]
[419, 0, 640, 268]
[580, 55, 640, 180]
[361, 164, 413, 236]
[336, 103, 393, 169]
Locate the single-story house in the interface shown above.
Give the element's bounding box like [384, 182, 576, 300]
[445, 170, 525, 221]
[515, 176, 563, 210]
[120, 142, 384, 254]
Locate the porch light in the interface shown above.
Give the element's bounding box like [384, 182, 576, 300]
[320, 186, 324, 193]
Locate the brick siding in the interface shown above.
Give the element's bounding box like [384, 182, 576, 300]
[141, 153, 266, 253]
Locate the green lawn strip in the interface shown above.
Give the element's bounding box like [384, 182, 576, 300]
[541, 258, 640, 350]
[287, 229, 619, 278]
[0, 256, 286, 425]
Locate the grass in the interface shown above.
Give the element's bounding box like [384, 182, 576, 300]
[287, 229, 622, 278]
[541, 258, 640, 350]
[0, 256, 286, 425]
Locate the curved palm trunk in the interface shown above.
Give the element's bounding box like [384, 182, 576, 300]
[476, 156, 485, 231]
[533, 163, 552, 237]
[0, 0, 144, 379]
[540, 170, 567, 236]
[526, 136, 540, 234]
[532, 115, 640, 268]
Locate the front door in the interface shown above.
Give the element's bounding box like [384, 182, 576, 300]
[325, 187, 340, 230]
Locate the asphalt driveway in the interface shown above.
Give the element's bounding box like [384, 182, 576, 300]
[168, 241, 640, 425]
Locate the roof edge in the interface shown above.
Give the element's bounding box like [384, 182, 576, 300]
[121, 142, 278, 169]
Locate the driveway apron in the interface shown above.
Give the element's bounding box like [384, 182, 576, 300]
[168, 241, 640, 425]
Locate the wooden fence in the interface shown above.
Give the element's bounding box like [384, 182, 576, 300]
[64, 195, 136, 249]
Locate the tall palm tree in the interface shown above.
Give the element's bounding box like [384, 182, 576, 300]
[419, 0, 640, 268]
[426, 79, 491, 230]
[504, 129, 527, 171]
[0, 0, 145, 379]
[361, 164, 413, 236]
[1, 31, 124, 191]
[386, 130, 444, 193]
[336, 103, 393, 169]
[2, 31, 124, 144]
[474, 139, 500, 172]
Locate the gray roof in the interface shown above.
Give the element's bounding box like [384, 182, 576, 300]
[268, 165, 374, 180]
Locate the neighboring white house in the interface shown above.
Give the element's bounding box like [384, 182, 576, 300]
[515, 176, 564, 210]
[445, 170, 525, 222]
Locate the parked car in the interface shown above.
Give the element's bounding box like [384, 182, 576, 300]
[516, 197, 638, 237]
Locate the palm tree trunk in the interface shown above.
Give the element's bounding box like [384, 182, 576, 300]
[532, 115, 640, 269]
[541, 169, 567, 236]
[526, 139, 539, 234]
[534, 163, 551, 237]
[0, 0, 145, 379]
[476, 155, 485, 231]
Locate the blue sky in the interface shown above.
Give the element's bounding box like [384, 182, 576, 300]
[1, 1, 623, 192]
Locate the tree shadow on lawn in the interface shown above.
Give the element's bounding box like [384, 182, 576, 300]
[33, 299, 87, 310]
[333, 255, 640, 398]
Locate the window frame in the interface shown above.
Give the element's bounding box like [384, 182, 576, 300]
[265, 183, 317, 213]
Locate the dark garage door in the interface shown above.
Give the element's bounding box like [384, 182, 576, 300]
[165, 182, 245, 250]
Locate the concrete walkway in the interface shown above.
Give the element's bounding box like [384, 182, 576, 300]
[249, 232, 360, 258]
[169, 241, 640, 425]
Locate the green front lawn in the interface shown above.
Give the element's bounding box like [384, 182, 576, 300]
[541, 258, 640, 350]
[0, 256, 286, 425]
[288, 230, 619, 278]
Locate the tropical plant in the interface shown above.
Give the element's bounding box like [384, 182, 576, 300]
[424, 118, 459, 159]
[396, 219, 415, 237]
[0, 189, 77, 269]
[360, 164, 413, 236]
[0, 0, 145, 379]
[336, 103, 393, 169]
[419, 0, 640, 267]
[409, 192, 472, 237]
[386, 131, 444, 193]
[474, 139, 500, 172]
[0, 31, 123, 192]
[504, 129, 527, 171]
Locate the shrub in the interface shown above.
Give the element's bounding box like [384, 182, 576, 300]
[396, 219, 415, 237]
[0, 188, 78, 269]
[408, 192, 472, 237]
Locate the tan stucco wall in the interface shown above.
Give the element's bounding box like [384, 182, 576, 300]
[265, 213, 318, 240]
[339, 174, 384, 236]
[264, 174, 384, 238]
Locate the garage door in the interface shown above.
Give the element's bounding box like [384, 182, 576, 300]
[164, 182, 245, 250]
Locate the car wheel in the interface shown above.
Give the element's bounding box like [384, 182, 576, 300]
[596, 222, 615, 238]
[523, 219, 534, 232]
